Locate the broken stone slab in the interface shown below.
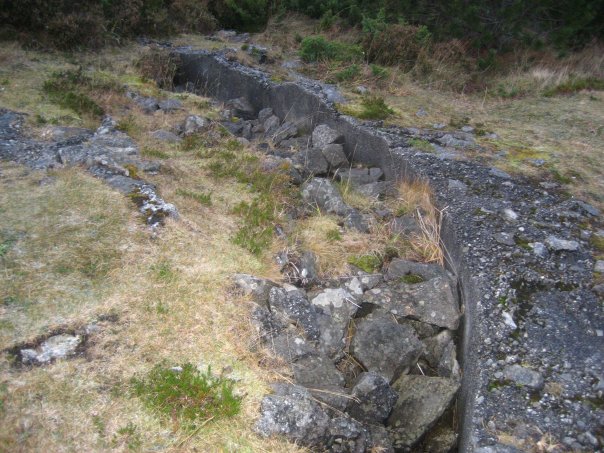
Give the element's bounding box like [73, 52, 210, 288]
[232, 274, 278, 306]
[269, 327, 317, 363]
[263, 115, 280, 135]
[386, 258, 448, 282]
[348, 372, 398, 424]
[327, 416, 369, 452]
[292, 353, 346, 388]
[294, 147, 329, 175]
[312, 124, 344, 149]
[271, 122, 298, 145]
[503, 364, 544, 390]
[255, 383, 331, 447]
[40, 126, 93, 142]
[250, 305, 287, 342]
[356, 181, 396, 198]
[387, 374, 460, 449]
[545, 235, 580, 252]
[130, 94, 159, 113]
[225, 97, 256, 120]
[309, 385, 352, 413]
[268, 287, 322, 341]
[151, 129, 182, 143]
[158, 98, 183, 112]
[351, 316, 423, 382]
[257, 107, 274, 122]
[390, 214, 421, 236]
[363, 277, 460, 330]
[335, 167, 383, 185]
[316, 314, 349, 359]
[183, 115, 210, 136]
[311, 287, 359, 321]
[321, 143, 348, 169]
[423, 330, 454, 368]
[438, 340, 461, 380]
[20, 334, 82, 365]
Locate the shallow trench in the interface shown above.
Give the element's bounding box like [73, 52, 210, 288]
[172, 49, 475, 451]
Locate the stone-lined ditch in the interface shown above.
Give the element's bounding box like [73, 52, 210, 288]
[172, 46, 604, 451]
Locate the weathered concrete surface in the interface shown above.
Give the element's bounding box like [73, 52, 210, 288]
[174, 48, 604, 451]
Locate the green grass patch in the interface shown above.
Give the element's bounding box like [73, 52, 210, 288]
[334, 64, 360, 82]
[232, 196, 276, 256]
[543, 77, 604, 97]
[408, 138, 434, 152]
[42, 69, 107, 119]
[400, 273, 425, 284]
[348, 254, 382, 273]
[326, 229, 342, 242]
[370, 64, 389, 79]
[131, 363, 241, 430]
[590, 235, 604, 253]
[299, 36, 363, 63]
[116, 115, 138, 135]
[141, 147, 170, 159]
[176, 188, 212, 206]
[341, 96, 395, 120]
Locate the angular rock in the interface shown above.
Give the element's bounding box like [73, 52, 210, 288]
[356, 181, 395, 198]
[309, 385, 352, 412]
[387, 259, 446, 283]
[595, 260, 604, 273]
[271, 122, 298, 145]
[390, 214, 421, 236]
[158, 98, 183, 112]
[250, 305, 287, 341]
[503, 364, 544, 390]
[388, 374, 460, 449]
[183, 115, 209, 136]
[299, 250, 319, 285]
[269, 328, 317, 362]
[257, 107, 274, 122]
[133, 95, 159, 113]
[348, 372, 398, 424]
[263, 115, 280, 135]
[423, 424, 458, 453]
[225, 97, 255, 120]
[367, 424, 394, 453]
[301, 178, 349, 215]
[545, 235, 579, 252]
[363, 277, 460, 330]
[292, 353, 345, 388]
[448, 179, 468, 193]
[336, 167, 383, 185]
[256, 384, 331, 447]
[295, 147, 329, 175]
[268, 287, 322, 341]
[351, 316, 423, 382]
[438, 340, 461, 380]
[151, 129, 181, 143]
[316, 315, 349, 358]
[20, 334, 82, 364]
[321, 143, 348, 169]
[489, 167, 511, 179]
[312, 124, 344, 149]
[311, 287, 358, 321]
[327, 416, 368, 453]
[232, 274, 278, 305]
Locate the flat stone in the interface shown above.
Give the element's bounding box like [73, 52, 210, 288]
[321, 143, 348, 169]
[269, 328, 317, 362]
[232, 274, 278, 306]
[348, 372, 398, 424]
[363, 277, 460, 330]
[151, 129, 181, 143]
[292, 353, 345, 388]
[295, 147, 329, 175]
[158, 98, 183, 111]
[448, 179, 467, 192]
[20, 334, 82, 364]
[494, 232, 515, 246]
[503, 364, 544, 390]
[387, 375, 460, 449]
[356, 181, 395, 198]
[595, 260, 604, 273]
[336, 167, 383, 185]
[268, 287, 322, 341]
[575, 201, 600, 217]
[489, 167, 511, 179]
[501, 208, 519, 222]
[351, 316, 423, 382]
[255, 384, 331, 447]
[183, 115, 209, 135]
[311, 287, 358, 321]
[312, 124, 344, 149]
[530, 242, 548, 258]
[545, 235, 579, 252]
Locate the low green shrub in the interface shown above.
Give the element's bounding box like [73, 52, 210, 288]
[176, 188, 213, 206]
[356, 96, 394, 120]
[131, 363, 241, 430]
[543, 77, 604, 97]
[334, 64, 360, 82]
[299, 36, 363, 63]
[42, 70, 104, 119]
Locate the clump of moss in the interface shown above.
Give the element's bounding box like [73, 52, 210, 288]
[400, 273, 425, 284]
[348, 254, 382, 273]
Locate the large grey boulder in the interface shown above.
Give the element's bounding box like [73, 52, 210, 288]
[321, 143, 348, 169]
[388, 375, 460, 449]
[312, 124, 344, 149]
[363, 277, 460, 330]
[263, 115, 281, 135]
[390, 214, 422, 237]
[336, 167, 383, 185]
[183, 115, 209, 136]
[268, 287, 323, 341]
[348, 372, 398, 424]
[232, 274, 278, 306]
[301, 178, 349, 215]
[351, 316, 423, 382]
[356, 181, 396, 198]
[151, 129, 181, 143]
[158, 98, 183, 112]
[257, 107, 274, 122]
[20, 334, 82, 365]
[545, 235, 580, 252]
[256, 384, 331, 447]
